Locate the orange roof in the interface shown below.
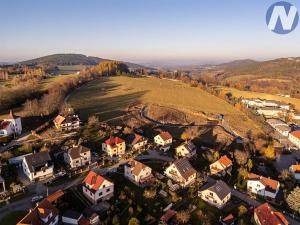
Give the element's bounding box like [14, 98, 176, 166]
[46, 190, 64, 203]
[218, 155, 232, 168]
[83, 171, 105, 191]
[248, 173, 279, 193]
[53, 115, 65, 126]
[291, 165, 300, 173]
[105, 136, 125, 146]
[254, 203, 288, 225]
[127, 159, 148, 176]
[290, 130, 300, 139]
[159, 131, 172, 141]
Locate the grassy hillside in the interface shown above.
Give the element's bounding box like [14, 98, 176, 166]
[68, 76, 262, 136]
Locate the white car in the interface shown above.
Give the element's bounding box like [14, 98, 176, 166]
[31, 195, 44, 203]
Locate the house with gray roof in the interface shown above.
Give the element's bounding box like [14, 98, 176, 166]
[64, 145, 91, 169]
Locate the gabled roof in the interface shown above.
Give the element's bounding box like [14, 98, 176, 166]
[126, 134, 146, 145]
[105, 136, 125, 146]
[290, 130, 300, 139]
[179, 141, 197, 153]
[158, 131, 172, 141]
[83, 171, 109, 191]
[221, 213, 235, 225]
[0, 120, 11, 130]
[17, 199, 58, 225]
[254, 203, 289, 225]
[68, 145, 90, 160]
[206, 180, 231, 200]
[172, 158, 196, 180]
[290, 165, 300, 173]
[46, 190, 64, 203]
[24, 151, 52, 173]
[126, 159, 149, 176]
[53, 115, 65, 125]
[217, 155, 233, 168]
[7, 110, 19, 119]
[248, 173, 279, 193]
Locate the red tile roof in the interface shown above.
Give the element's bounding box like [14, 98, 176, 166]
[159, 132, 172, 141]
[105, 136, 125, 146]
[290, 130, 300, 139]
[248, 173, 279, 193]
[83, 171, 105, 191]
[254, 203, 289, 225]
[127, 159, 148, 176]
[218, 155, 233, 168]
[46, 190, 64, 203]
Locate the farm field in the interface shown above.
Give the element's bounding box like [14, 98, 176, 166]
[68, 76, 262, 136]
[220, 87, 300, 112]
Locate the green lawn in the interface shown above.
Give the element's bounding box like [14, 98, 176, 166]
[0, 210, 27, 225]
[68, 76, 262, 136]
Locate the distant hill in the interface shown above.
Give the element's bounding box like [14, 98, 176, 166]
[217, 59, 258, 68]
[19, 53, 152, 70]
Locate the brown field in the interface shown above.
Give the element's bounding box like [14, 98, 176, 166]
[68, 76, 263, 136]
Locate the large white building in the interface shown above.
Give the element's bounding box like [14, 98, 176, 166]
[82, 171, 114, 204]
[22, 151, 54, 182]
[199, 180, 231, 209]
[288, 131, 300, 149]
[247, 173, 280, 199]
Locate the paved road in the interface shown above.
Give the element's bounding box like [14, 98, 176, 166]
[0, 132, 31, 153]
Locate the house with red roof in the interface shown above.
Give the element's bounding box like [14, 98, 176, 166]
[154, 131, 173, 151]
[102, 136, 126, 157]
[209, 155, 233, 177]
[0, 110, 22, 140]
[254, 203, 289, 225]
[124, 159, 153, 185]
[126, 133, 148, 150]
[289, 164, 300, 181]
[82, 171, 114, 204]
[288, 130, 300, 149]
[247, 173, 280, 199]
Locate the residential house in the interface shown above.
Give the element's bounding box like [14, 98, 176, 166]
[82, 171, 114, 204]
[64, 145, 91, 169]
[22, 151, 54, 182]
[254, 203, 289, 225]
[83, 207, 100, 225]
[247, 173, 280, 199]
[154, 131, 173, 151]
[209, 156, 233, 176]
[266, 119, 291, 137]
[220, 214, 236, 225]
[164, 158, 197, 187]
[53, 114, 80, 130]
[198, 180, 231, 209]
[126, 133, 148, 150]
[124, 159, 153, 185]
[0, 110, 22, 139]
[176, 141, 197, 158]
[288, 130, 300, 149]
[17, 199, 59, 225]
[257, 107, 287, 118]
[289, 165, 300, 181]
[62, 210, 90, 225]
[102, 136, 126, 157]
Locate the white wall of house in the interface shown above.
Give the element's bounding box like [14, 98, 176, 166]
[22, 159, 54, 181]
[64, 151, 91, 169]
[199, 189, 231, 208]
[288, 134, 300, 149]
[132, 140, 148, 150]
[124, 165, 152, 183]
[154, 135, 172, 146]
[247, 180, 278, 199]
[82, 180, 114, 204]
[165, 164, 196, 187]
[176, 145, 195, 158]
[62, 215, 80, 225]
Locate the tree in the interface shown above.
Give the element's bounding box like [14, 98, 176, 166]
[112, 215, 120, 225]
[234, 150, 249, 166]
[175, 210, 190, 224]
[128, 218, 140, 225]
[263, 145, 276, 160]
[181, 132, 188, 141]
[88, 115, 100, 128]
[287, 187, 300, 213]
[279, 169, 292, 181]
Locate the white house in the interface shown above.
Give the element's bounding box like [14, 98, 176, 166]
[165, 158, 197, 187]
[82, 171, 114, 204]
[124, 159, 153, 185]
[266, 119, 291, 137]
[154, 131, 172, 151]
[53, 114, 80, 130]
[209, 155, 233, 176]
[22, 151, 54, 182]
[288, 131, 300, 149]
[254, 203, 289, 225]
[62, 210, 89, 225]
[102, 136, 126, 157]
[0, 110, 22, 138]
[198, 180, 231, 209]
[289, 165, 300, 181]
[126, 134, 148, 150]
[176, 141, 197, 158]
[257, 107, 287, 118]
[64, 145, 91, 169]
[247, 173, 280, 199]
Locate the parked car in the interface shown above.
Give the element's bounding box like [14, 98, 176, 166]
[31, 195, 44, 203]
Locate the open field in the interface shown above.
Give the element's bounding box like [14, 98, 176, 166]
[220, 87, 300, 112]
[68, 76, 262, 136]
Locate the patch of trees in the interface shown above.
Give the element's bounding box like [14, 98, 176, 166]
[85, 61, 129, 77]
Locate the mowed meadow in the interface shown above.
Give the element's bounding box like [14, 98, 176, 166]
[68, 76, 262, 135]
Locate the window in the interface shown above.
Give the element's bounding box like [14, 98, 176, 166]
[99, 192, 102, 196]
[107, 188, 110, 192]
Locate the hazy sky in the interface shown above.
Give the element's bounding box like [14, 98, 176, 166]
[1, 0, 300, 65]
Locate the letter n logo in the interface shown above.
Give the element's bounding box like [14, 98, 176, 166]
[266, 1, 299, 34]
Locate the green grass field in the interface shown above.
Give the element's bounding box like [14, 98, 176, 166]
[68, 76, 262, 135]
[220, 87, 300, 112]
